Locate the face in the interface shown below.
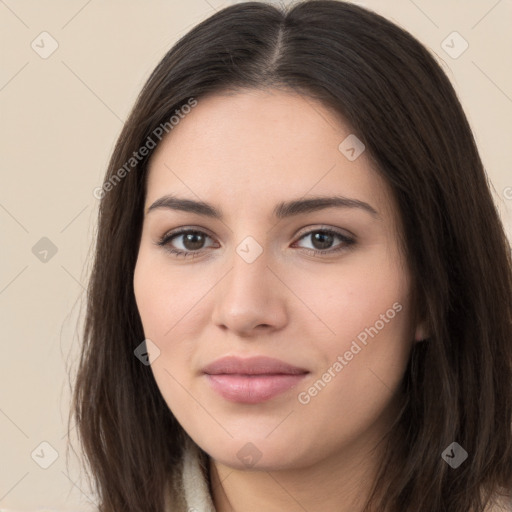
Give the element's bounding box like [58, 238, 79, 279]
[133, 88, 422, 472]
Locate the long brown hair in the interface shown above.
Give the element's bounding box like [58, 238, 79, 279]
[68, 1, 512, 510]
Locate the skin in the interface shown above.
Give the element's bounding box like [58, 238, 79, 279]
[133, 88, 428, 512]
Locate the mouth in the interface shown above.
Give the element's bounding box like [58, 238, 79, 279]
[205, 374, 309, 404]
[202, 355, 310, 404]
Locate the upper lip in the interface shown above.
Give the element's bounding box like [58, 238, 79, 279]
[202, 356, 309, 375]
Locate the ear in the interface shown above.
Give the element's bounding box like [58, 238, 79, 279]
[414, 320, 429, 342]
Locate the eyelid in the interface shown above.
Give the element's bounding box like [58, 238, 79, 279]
[156, 224, 355, 259]
[160, 224, 355, 243]
[159, 225, 217, 241]
[294, 224, 356, 240]
[158, 226, 219, 251]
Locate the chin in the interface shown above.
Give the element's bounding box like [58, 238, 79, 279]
[196, 433, 313, 471]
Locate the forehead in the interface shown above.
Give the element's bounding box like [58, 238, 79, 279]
[145, 89, 394, 222]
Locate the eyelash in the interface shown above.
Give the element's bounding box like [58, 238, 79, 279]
[155, 227, 355, 259]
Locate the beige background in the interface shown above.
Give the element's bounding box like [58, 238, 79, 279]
[0, 0, 511, 510]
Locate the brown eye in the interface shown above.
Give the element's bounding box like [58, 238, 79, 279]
[157, 229, 216, 257]
[156, 227, 355, 259]
[295, 228, 355, 254]
[310, 231, 335, 250]
[181, 231, 207, 251]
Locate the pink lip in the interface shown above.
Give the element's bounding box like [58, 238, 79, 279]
[206, 374, 308, 404]
[202, 356, 309, 404]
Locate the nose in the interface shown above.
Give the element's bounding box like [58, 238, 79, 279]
[211, 245, 288, 336]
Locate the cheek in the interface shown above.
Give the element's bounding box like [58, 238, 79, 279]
[133, 253, 205, 412]
[289, 246, 410, 348]
[133, 249, 209, 340]
[290, 249, 412, 415]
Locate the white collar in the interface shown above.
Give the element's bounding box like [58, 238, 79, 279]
[180, 437, 217, 512]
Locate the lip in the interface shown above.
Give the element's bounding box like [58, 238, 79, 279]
[202, 355, 309, 376]
[202, 356, 309, 404]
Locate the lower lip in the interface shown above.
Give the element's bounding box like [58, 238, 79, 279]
[205, 373, 308, 404]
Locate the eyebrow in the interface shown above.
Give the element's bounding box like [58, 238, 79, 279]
[146, 194, 379, 219]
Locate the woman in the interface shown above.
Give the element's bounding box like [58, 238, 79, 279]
[70, 1, 512, 511]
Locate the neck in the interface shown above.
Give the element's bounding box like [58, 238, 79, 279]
[209, 418, 393, 512]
